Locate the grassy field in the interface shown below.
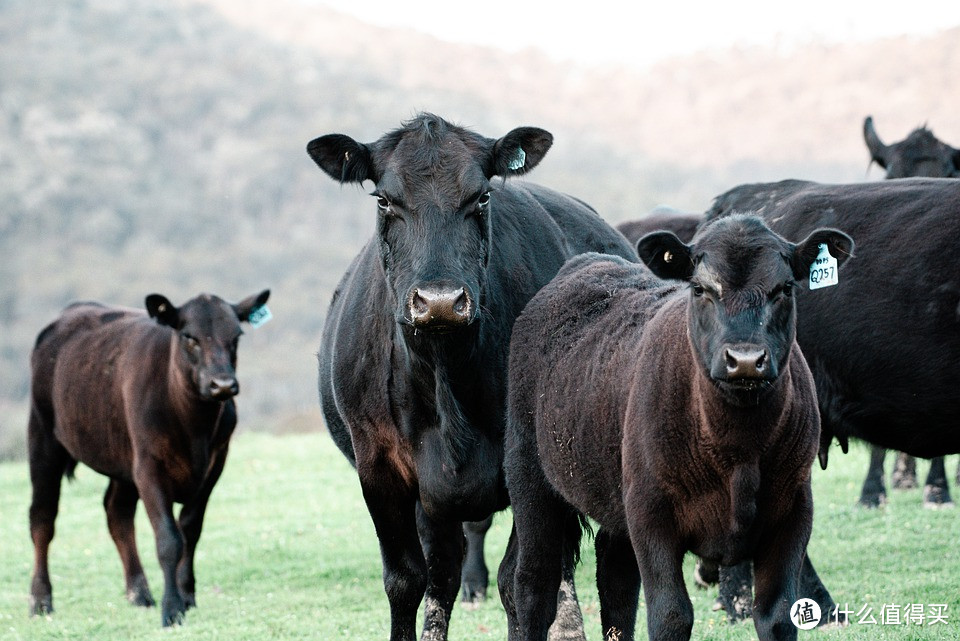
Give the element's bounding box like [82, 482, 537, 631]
[1, 432, 958, 640]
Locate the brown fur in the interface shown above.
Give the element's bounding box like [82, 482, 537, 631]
[27, 290, 268, 626]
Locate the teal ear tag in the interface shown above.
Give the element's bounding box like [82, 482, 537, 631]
[507, 146, 526, 171]
[248, 304, 273, 328]
[809, 243, 839, 290]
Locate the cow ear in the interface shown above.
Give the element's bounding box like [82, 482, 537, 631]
[863, 116, 889, 169]
[307, 134, 374, 184]
[791, 228, 855, 281]
[234, 289, 271, 323]
[636, 231, 695, 280]
[145, 294, 179, 328]
[489, 127, 553, 177]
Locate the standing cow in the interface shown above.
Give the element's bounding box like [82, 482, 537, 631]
[309, 113, 636, 641]
[703, 176, 960, 618]
[503, 215, 852, 641]
[28, 290, 270, 626]
[861, 115, 960, 507]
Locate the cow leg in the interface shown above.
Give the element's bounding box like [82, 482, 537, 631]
[548, 520, 585, 641]
[27, 411, 69, 616]
[415, 503, 464, 641]
[135, 462, 186, 626]
[718, 561, 753, 623]
[511, 485, 574, 641]
[891, 451, 918, 489]
[633, 532, 692, 641]
[857, 446, 887, 507]
[922, 456, 954, 508]
[362, 479, 427, 641]
[176, 445, 230, 610]
[752, 515, 810, 640]
[103, 479, 154, 607]
[497, 524, 521, 640]
[956, 458, 960, 486]
[595, 528, 640, 641]
[460, 516, 492, 603]
[797, 554, 840, 626]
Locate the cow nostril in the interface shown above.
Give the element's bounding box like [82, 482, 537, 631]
[452, 288, 469, 316]
[755, 351, 767, 371]
[725, 349, 738, 370]
[411, 289, 429, 317]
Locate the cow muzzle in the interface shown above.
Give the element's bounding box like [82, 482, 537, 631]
[407, 283, 474, 331]
[711, 343, 775, 390]
[207, 376, 239, 400]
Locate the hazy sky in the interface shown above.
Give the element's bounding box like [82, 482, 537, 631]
[306, 1, 960, 66]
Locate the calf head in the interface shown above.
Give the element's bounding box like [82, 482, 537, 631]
[864, 116, 960, 178]
[638, 215, 853, 405]
[307, 113, 552, 335]
[146, 290, 270, 401]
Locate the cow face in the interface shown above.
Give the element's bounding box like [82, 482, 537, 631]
[146, 290, 270, 401]
[864, 116, 960, 178]
[307, 113, 552, 334]
[638, 215, 853, 405]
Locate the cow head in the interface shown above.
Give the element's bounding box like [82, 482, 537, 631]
[864, 116, 960, 178]
[638, 215, 853, 406]
[145, 290, 270, 401]
[307, 113, 552, 335]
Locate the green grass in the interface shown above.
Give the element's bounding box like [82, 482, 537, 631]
[1, 433, 958, 640]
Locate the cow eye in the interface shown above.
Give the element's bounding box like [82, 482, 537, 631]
[375, 196, 390, 211]
[183, 334, 200, 350]
[691, 283, 704, 297]
[477, 192, 491, 209]
[783, 282, 794, 298]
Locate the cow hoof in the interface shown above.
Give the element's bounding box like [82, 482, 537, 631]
[459, 581, 487, 605]
[162, 609, 185, 627]
[891, 471, 918, 489]
[923, 485, 955, 509]
[29, 595, 53, 616]
[182, 592, 197, 610]
[127, 576, 155, 607]
[857, 492, 886, 508]
[161, 596, 187, 626]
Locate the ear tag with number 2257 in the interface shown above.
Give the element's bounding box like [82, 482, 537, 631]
[809, 243, 838, 290]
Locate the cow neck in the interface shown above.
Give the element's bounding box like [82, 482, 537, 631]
[691, 354, 793, 461]
[165, 331, 223, 435]
[397, 323, 484, 466]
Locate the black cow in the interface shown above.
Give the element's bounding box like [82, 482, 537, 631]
[503, 215, 852, 641]
[862, 115, 960, 508]
[864, 115, 960, 179]
[28, 290, 270, 626]
[704, 176, 960, 618]
[309, 113, 636, 641]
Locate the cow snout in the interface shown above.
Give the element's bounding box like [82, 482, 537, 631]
[409, 284, 473, 329]
[208, 376, 239, 399]
[724, 346, 768, 379]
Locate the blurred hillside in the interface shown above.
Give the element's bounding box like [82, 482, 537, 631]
[2, 0, 958, 458]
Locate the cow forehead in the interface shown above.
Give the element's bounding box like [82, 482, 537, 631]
[179, 296, 240, 335]
[694, 227, 791, 290]
[377, 131, 488, 207]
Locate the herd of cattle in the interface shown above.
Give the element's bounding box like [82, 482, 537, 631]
[25, 112, 960, 641]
